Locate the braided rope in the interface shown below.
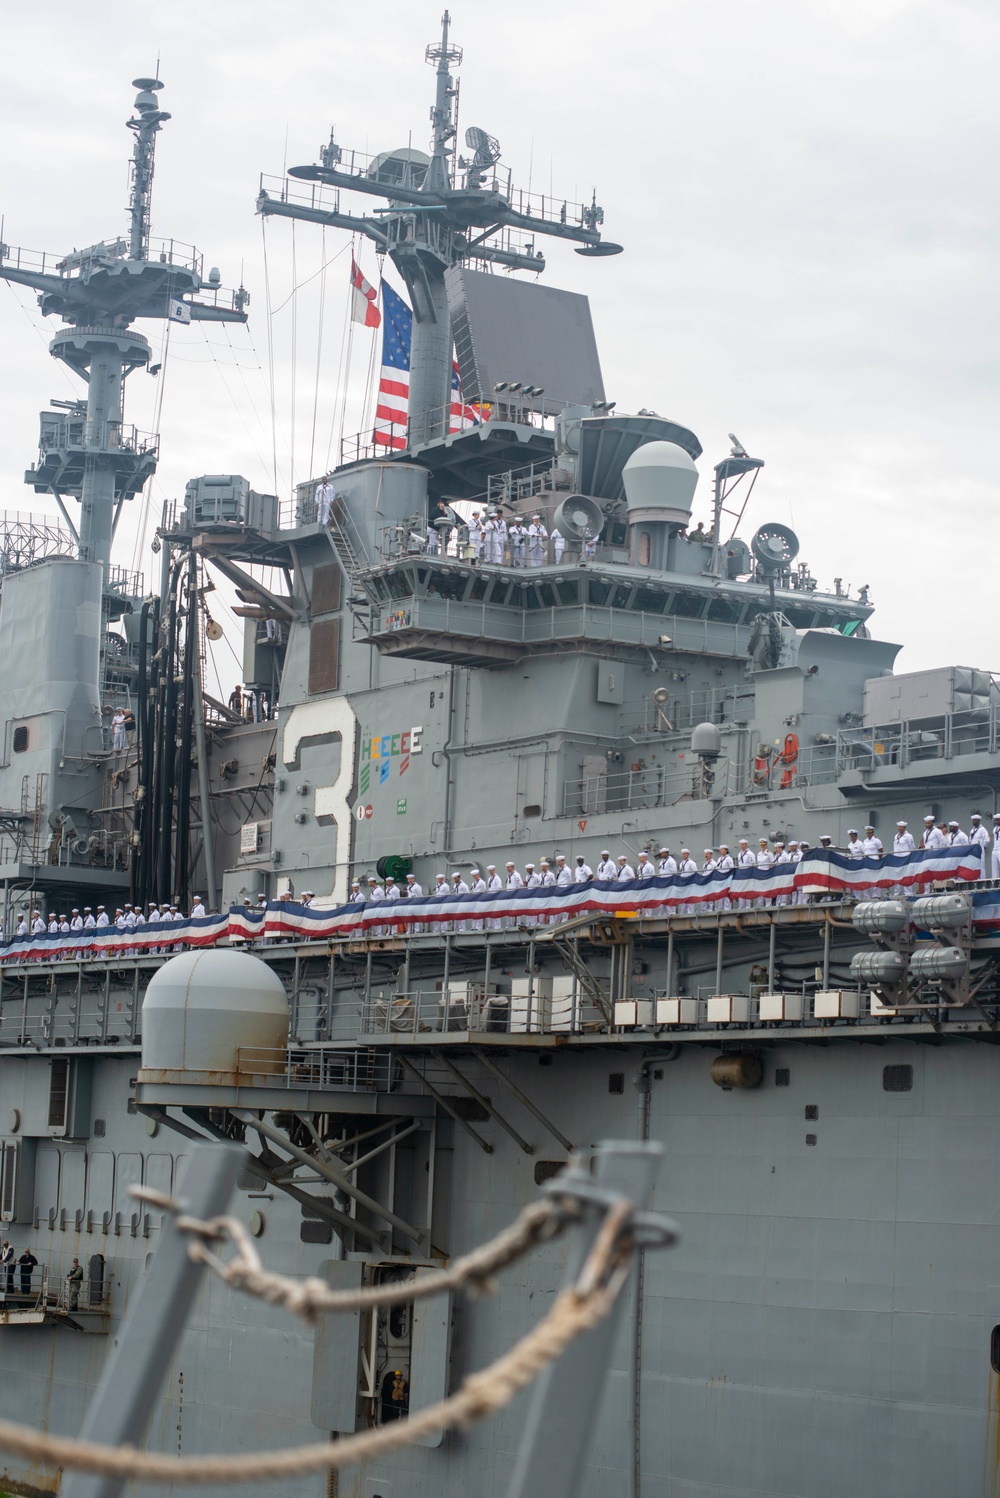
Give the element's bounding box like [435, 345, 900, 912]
[0, 1201, 631, 1485]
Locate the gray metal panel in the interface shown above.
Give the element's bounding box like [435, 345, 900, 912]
[409, 1265, 452, 1447]
[311, 1257, 363, 1431]
[446, 266, 604, 409]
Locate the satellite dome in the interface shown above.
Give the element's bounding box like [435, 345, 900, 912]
[140, 949, 288, 1083]
[622, 441, 699, 528]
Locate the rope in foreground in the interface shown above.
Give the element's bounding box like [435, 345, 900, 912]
[0, 1198, 632, 1484]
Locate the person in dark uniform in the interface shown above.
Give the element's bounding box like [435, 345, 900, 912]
[18, 1247, 37, 1296]
[0, 1239, 13, 1293]
[66, 1257, 84, 1311]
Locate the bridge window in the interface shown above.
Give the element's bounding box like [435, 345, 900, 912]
[555, 579, 579, 605]
[632, 588, 667, 614]
[587, 579, 611, 606]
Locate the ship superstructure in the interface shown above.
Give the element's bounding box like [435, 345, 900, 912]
[1, 20, 1000, 1498]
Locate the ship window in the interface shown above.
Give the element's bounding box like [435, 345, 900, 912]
[805, 1104, 818, 1120]
[311, 562, 342, 615]
[488, 579, 513, 605]
[533, 1161, 566, 1186]
[12, 726, 28, 753]
[883, 1064, 913, 1092]
[612, 585, 633, 610]
[93, 1119, 106, 1137]
[537, 582, 557, 608]
[707, 597, 743, 623]
[385, 569, 414, 600]
[991, 1326, 1000, 1374]
[469, 574, 489, 601]
[523, 587, 542, 610]
[587, 579, 611, 606]
[555, 579, 579, 606]
[608, 1073, 624, 1095]
[632, 588, 667, 614]
[416, 567, 428, 586]
[775, 1068, 790, 1087]
[670, 593, 707, 619]
[427, 569, 466, 601]
[805, 1134, 817, 1146]
[368, 576, 389, 602]
[308, 619, 340, 695]
[638, 531, 651, 566]
[522, 803, 541, 819]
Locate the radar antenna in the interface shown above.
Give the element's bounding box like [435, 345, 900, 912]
[258, 10, 623, 447]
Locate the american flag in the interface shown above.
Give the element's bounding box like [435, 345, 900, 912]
[374, 282, 478, 450]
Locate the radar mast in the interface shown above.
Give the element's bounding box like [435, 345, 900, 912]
[0, 79, 249, 571]
[258, 10, 623, 447]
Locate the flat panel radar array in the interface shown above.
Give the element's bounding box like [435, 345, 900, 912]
[445, 267, 605, 412]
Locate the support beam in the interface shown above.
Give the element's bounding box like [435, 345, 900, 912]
[473, 1051, 574, 1153]
[196, 548, 297, 619]
[233, 1108, 423, 1243]
[397, 1054, 493, 1154]
[435, 1053, 534, 1155]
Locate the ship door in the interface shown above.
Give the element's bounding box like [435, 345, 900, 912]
[516, 751, 547, 824]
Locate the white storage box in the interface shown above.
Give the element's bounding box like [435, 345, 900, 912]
[814, 989, 859, 1019]
[550, 974, 578, 1032]
[758, 992, 803, 1022]
[868, 990, 899, 1018]
[707, 994, 750, 1023]
[614, 999, 654, 1028]
[656, 997, 699, 1026]
[509, 976, 553, 1032]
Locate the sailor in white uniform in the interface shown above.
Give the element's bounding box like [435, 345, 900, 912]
[658, 847, 678, 878]
[736, 839, 756, 908]
[921, 815, 946, 850]
[83, 907, 96, 930]
[893, 821, 915, 855]
[774, 842, 793, 906]
[70, 909, 83, 932]
[314, 475, 335, 526]
[574, 855, 593, 882]
[947, 820, 969, 846]
[845, 829, 865, 859]
[636, 852, 655, 881]
[616, 855, 635, 881]
[992, 813, 1000, 880]
[467, 869, 487, 931]
[551, 527, 565, 564]
[862, 825, 883, 857]
[504, 861, 523, 928]
[522, 863, 541, 928]
[190, 895, 205, 919]
[16, 915, 28, 937]
[967, 812, 989, 877]
[527, 515, 548, 568]
[486, 864, 504, 931]
[111, 709, 126, 751]
[596, 850, 617, 880]
[508, 520, 527, 568]
[467, 511, 484, 560]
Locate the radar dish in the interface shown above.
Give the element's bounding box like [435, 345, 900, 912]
[464, 126, 500, 164]
[575, 242, 624, 257]
[751, 523, 799, 570]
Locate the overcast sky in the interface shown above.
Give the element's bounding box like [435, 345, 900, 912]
[0, 0, 997, 689]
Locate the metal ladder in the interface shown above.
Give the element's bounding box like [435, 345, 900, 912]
[548, 934, 612, 1024]
[325, 509, 368, 580]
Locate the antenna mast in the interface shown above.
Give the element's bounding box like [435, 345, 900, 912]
[126, 78, 170, 260]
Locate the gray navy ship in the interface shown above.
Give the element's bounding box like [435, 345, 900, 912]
[0, 14, 999, 1497]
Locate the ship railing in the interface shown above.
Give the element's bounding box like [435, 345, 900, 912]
[0, 1263, 108, 1315]
[837, 706, 1000, 775]
[147, 237, 203, 277]
[483, 458, 560, 510]
[236, 1046, 396, 1092]
[562, 761, 737, 817]
[339, 403, 556, 466]
[361, 988, 512, 1037]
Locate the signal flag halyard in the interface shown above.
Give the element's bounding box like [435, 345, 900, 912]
[349, 254, 381, 329]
